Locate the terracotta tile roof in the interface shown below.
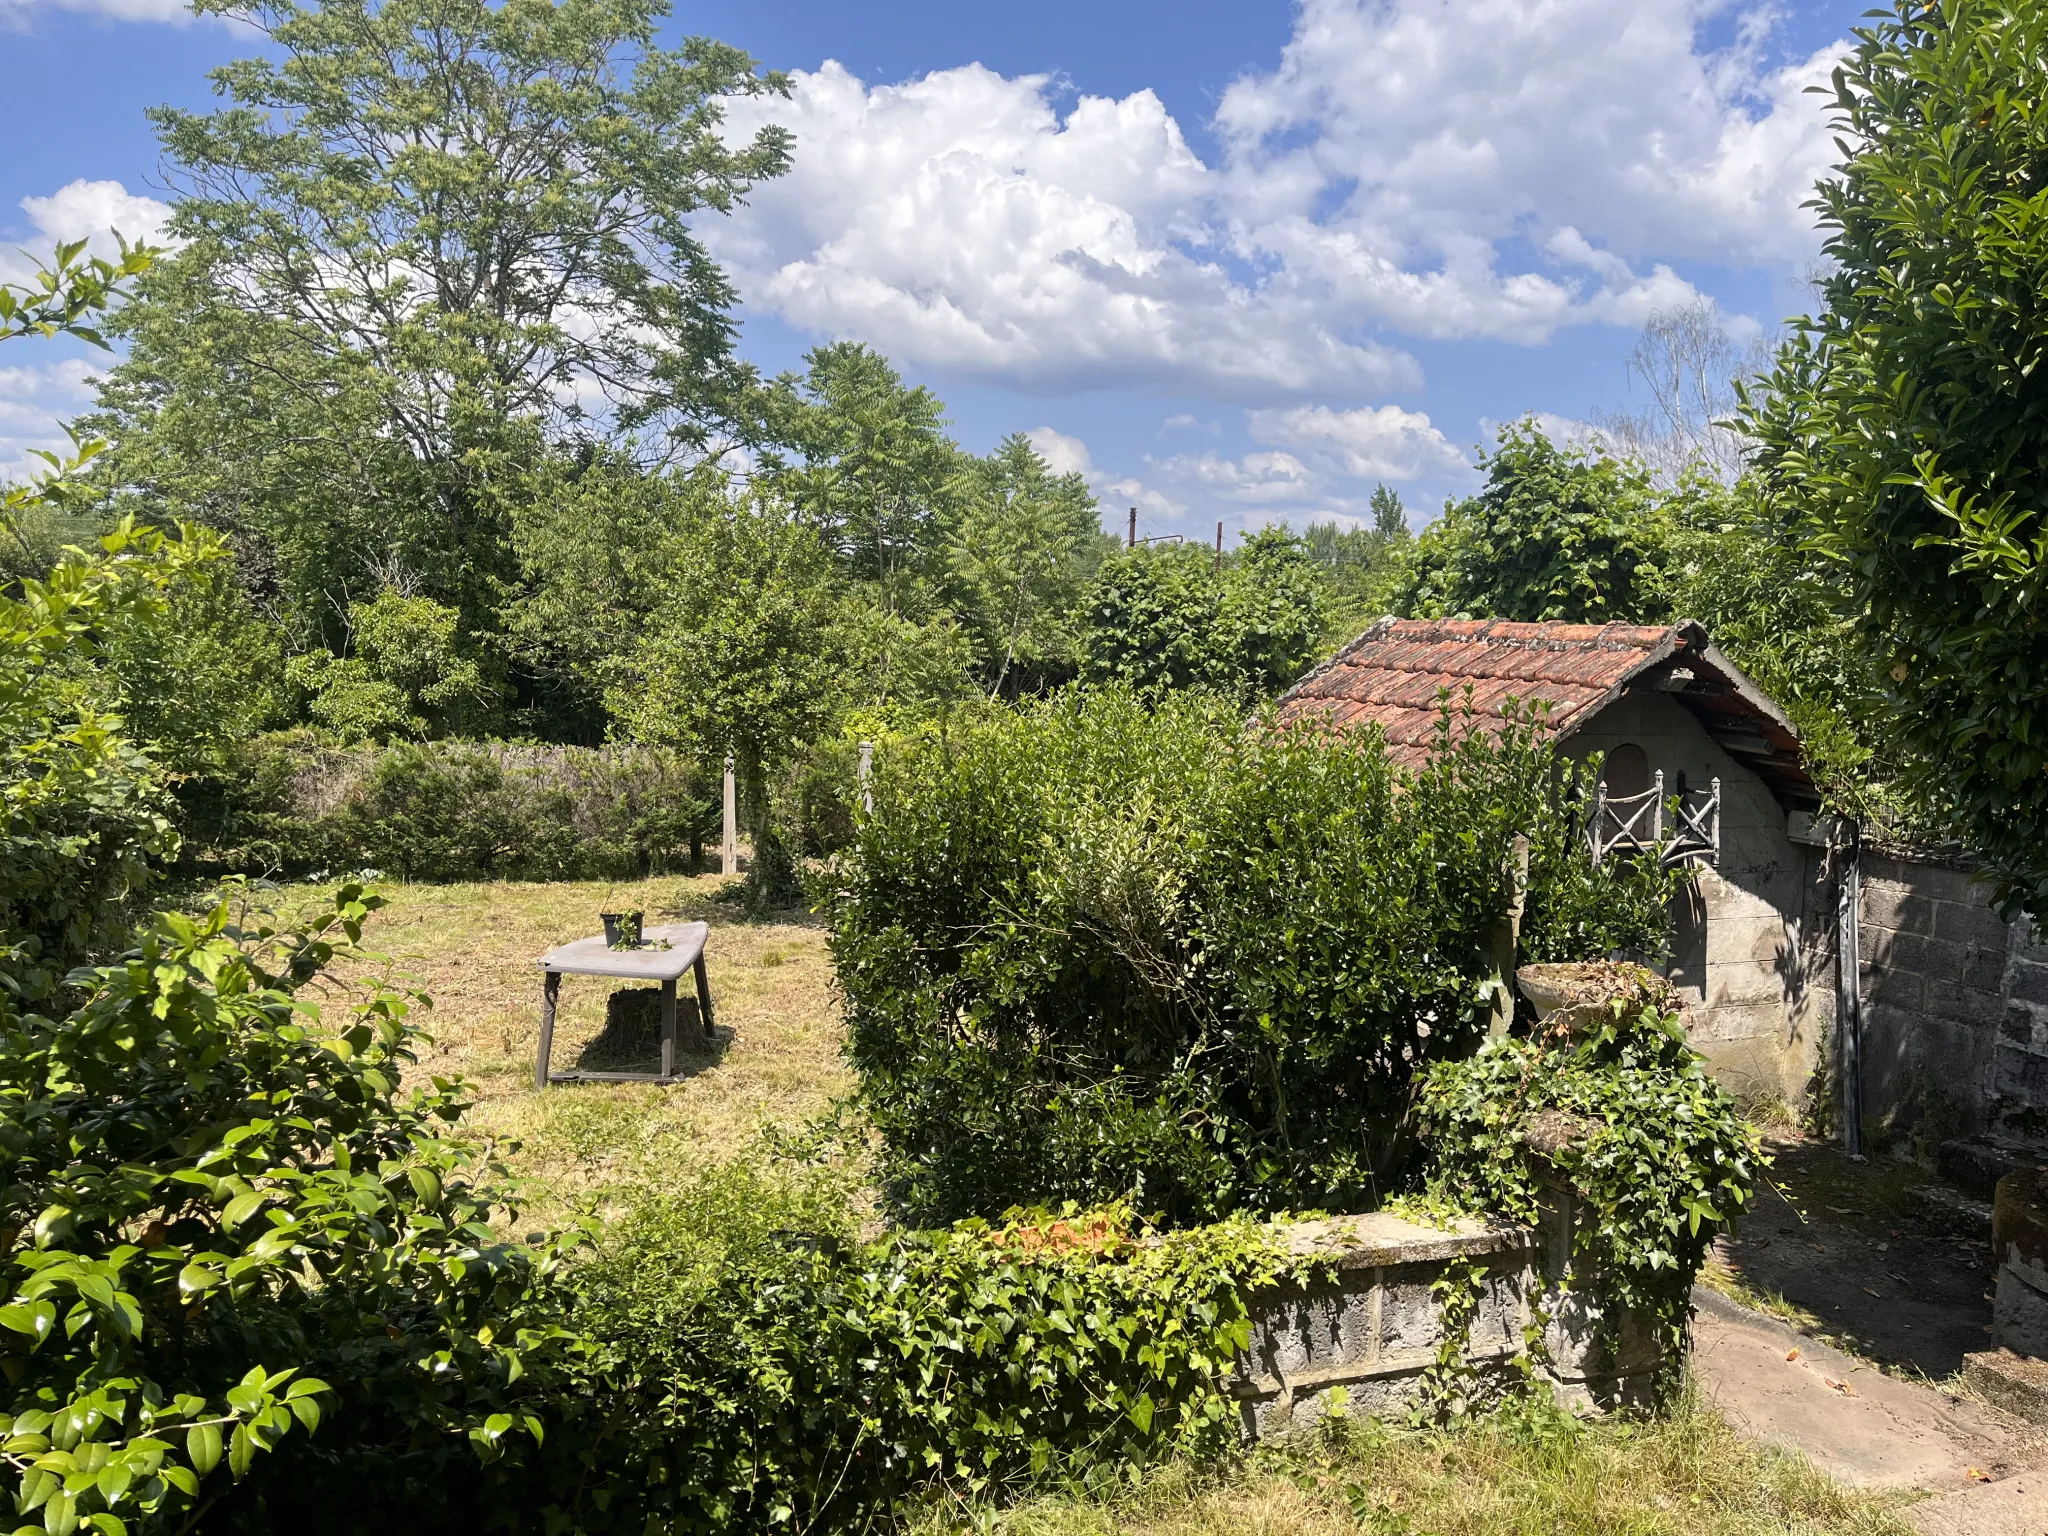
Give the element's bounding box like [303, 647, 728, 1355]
[1275, 619, 1821, 812]
[1275, 618, 1687, 767]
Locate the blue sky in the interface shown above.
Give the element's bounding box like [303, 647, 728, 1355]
[1, 0, 1865, 538]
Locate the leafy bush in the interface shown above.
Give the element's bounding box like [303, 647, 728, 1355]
[1738, 0, 2048, 917]
[524, 1170, 1289, 1532]
[285, 591, 504, 743]
[1078, 530, 1325, 697]
[0, 526, 191, 976]
[0, 886, 565, 1534]
[182, 732, 718, 882]
[831, 687, 1678, 1227]
[1416, 970, 1762, 1369]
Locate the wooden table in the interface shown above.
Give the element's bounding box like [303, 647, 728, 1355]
[534, 921, 715, 1088]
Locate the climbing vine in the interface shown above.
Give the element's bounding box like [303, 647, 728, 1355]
[1414, 977, 1763, 1391]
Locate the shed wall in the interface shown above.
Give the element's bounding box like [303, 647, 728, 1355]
[1562, 688, 1828, 1108]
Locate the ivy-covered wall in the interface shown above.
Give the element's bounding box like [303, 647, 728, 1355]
[1238, 1200, 1667, 1439]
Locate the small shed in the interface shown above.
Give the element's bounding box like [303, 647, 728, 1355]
[1275, 617, 1832, 1107]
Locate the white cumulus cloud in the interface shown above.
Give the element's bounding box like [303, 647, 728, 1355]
[0, 358, 102, 481]
[19, 179, 174, 251]
[714, 62, 1416, 400]
[711, 1, 1844, 401]
[1248, 404, 1467, 482]
[0, 0, 191, 27]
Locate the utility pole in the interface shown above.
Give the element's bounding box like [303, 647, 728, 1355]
[1127, 506, 1137, 549]
[1215, 520, 1223, 573]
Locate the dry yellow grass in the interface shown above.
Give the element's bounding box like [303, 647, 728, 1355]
[254, 874, 852, 1220]
[910, 1395, 1918, 1536]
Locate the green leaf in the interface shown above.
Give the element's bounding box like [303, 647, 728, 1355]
[186, 1422, 221, 1478]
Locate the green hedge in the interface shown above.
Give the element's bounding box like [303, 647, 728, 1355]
[831, 687, 1679, 1227]
[501, 1173, 1287, 1534]
[179, 731, 719, 882]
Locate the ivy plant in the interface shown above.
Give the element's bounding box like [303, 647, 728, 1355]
[1416, 979, 1763, 1382]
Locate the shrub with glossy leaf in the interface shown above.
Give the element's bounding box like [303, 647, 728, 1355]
[0, 886, 565, 1533]
[831, 688, 1679, 1226]
[1739, 0, 2048, 916]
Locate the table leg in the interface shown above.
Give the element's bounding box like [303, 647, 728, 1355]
[536, 971, 561, 1090]
[693, 954, 715, 1039]
[660, 977, 677, 1081]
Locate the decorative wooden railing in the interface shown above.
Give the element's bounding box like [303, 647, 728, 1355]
[1588, 772, 1720, 868]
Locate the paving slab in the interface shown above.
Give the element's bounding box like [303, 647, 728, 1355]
[1691, 1285, 2034, 1491]
[1905, 1473, 2048, 1536]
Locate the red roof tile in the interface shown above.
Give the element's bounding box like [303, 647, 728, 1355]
[1275, 618, 1687, 768]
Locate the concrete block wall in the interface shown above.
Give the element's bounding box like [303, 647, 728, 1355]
[1996, 919, 2048, 1118]
[1236, 1203, 1665, 1438]
[1856, 851, 2047, 1134]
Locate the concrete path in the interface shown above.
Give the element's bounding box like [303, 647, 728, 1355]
[1905, 1475, 2048, 1536]
[1690, 1286, 2037, 1492]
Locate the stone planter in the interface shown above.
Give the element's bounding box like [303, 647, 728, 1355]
[1236, 1188, 1669, 1439]
[1515, 961, 1679, 1040]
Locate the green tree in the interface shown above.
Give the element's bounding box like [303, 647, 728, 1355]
[90, 0, 792, 645]
[758, 342, 964, 608]
[102, 529, 288, 775]
[1400, 421, 1672, 624]
[1660, 478, 1906, 829]
[495, 454, 715, 739]
[1078, 545, 1233, 694]
[947, 433, 1109, 696]
[288, 590, 503, 742]
[0, 528, 192, 973]
[1079, 530, 1324, 697]
[1220, 527, 1325, 692]
[609, 489, 844, 896]
[1739, 0, 2048, 915]
[1303, 486, 1413, 646]
[1370, 483, 1406, 538]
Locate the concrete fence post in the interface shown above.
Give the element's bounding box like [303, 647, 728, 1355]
[721, 754, 738, 877]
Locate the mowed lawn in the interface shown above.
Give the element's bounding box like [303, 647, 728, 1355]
[250, 876, 1921, 1536]
[261, 874, 851, 1220]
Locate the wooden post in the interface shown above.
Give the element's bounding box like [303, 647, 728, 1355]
[1215, 520, 1223, 572]
[721, 754, 737, 876]
[857, 740, 874, 815]
[1128, 506, 1137, 548]
[1836, 823, 1865, 1157]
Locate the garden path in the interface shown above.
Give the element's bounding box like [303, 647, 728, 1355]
[1690, 1285, 2032, 1492]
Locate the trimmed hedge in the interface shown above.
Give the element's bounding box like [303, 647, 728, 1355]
[831, 687, 1679, 1227]
[179, 731, 718, 882]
